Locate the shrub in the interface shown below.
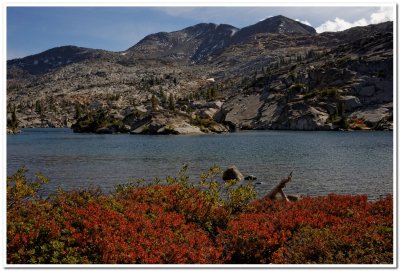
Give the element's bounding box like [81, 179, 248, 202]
[7, 167, 48, 209]
[7, 168, 393, 264]
[349, 117, 368, 130]
[218, 194, 393, 264]
[191, 116, 217, 131]
[303, 87, 339, 100]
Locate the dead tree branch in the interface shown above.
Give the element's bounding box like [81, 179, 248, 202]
[266, 172, 293, 201]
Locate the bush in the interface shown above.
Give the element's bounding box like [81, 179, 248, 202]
[191, 116, 217, 131]
[218, 194, 393, 264]
[349, 117, 369, 130]
[7, 168, 393, 264]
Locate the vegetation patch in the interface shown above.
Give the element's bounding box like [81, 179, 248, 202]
[71, 108, 126, 133]
[191, 116, 217, 132]
[349, 117, 369, 130]
[303, 87, 340, 100]
[7, 167, 393, 264]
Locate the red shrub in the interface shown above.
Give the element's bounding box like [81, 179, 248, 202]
[7, 171, 393, 265]
[218, 195, 393, 264]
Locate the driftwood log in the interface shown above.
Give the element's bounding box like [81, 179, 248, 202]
[266, 172, 293, 201]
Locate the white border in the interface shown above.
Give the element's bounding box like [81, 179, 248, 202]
[393, 2, 398, 269]
[1, 1, 398, 7]
[1, 0, 6, 270]
[1, 1, 397, 270]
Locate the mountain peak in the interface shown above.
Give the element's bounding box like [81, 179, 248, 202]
[250, 14, 316, 35]
[230, 15, 316, 44]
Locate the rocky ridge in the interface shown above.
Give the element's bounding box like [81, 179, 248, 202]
[7, 15, 393, 134]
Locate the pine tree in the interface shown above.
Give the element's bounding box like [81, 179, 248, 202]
[8, 104, 18, 131]
[35, 100, 42, 115]
[74, 103, 82, 120]
[210, 88, 216, 101]
[151, 94, 159, 111]
[168, 94, 175, 111]
[160, 90, 167, 106]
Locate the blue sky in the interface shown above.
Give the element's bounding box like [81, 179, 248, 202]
[7, 6, 393, 60]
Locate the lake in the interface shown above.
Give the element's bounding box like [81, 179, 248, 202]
[7, 128, 393, 200]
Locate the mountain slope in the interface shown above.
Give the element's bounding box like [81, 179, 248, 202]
[7, 45, 117, 78]
[127, 15, 317, 63]
[127, 23, 239, 62]
[6, 18, 393, 133]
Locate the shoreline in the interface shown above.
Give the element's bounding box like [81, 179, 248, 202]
[8, 126, 393, 135]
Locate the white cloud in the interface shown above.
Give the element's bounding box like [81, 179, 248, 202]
[316, 7, 393, 33]
[295, 19, 312, 26]
[316, 17, 367, 32]
[370, 7, 393, 24]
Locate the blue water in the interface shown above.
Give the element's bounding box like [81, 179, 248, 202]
[7, 128, 393, 200]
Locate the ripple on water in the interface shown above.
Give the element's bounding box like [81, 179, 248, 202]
[7, 128, 393, 200]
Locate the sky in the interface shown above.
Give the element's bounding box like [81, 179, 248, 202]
[6, 6, 394, 60]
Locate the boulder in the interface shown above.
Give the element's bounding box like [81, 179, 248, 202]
[339, 96, 362, 111]
[131, 124, 148, 134]
[342, 68, 356, 82]
[205, 101, 223, 109]
[286, 105, 329, 130]
[148, 122, 164, 133]
[169, 122, 202, 134]
[359, 85, 375, 97]
[135, 105, 148, 114]
[223, 165, 244, 181]
[325, 103, 338, 115]
[208, 123, 229, 133]
[269, 80, 286, 91]
[375, 80, 392, 92]
[350, 105, 391, 128]
[110, 113, 124, 121]
[190, 101, 207, 109]
[198, 108, 218, 119]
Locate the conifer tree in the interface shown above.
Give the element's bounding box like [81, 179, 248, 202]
[168, 94, 175, 110]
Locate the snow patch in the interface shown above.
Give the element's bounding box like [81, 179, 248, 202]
[230, 29, 238, 37]
[295, 19, 312, 26]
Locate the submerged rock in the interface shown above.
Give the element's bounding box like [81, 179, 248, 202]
[244, 175, 257, 181]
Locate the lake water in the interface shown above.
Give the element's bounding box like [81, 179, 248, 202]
[7, 128, 393, 200]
